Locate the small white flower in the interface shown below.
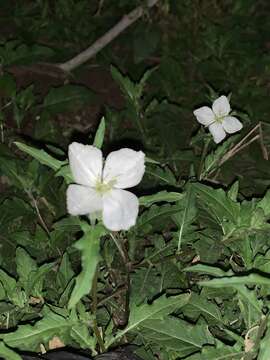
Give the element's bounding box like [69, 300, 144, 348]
[66, 142, 145, 231]
[193, 95, 243, 144]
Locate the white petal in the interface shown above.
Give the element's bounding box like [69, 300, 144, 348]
[67, 184, 102, 216]
[103, 148, 145, 189]
[193, 106, 215, 126]
[102, 189, 139, 231]
[222, 116, 243, 134]
[212, 95, 230, 117]
[68, 142, 102, 187]
[209, 123, 226, 144]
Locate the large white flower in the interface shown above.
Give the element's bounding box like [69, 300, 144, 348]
[193, 95, 243, 144]
[66, 142, 145, 231]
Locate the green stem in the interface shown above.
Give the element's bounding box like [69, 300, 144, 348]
[197, 137, 211, 180]
[110, 232, 130, 326]
[91, 267, 106, 353]
[110, 233, 126, 263]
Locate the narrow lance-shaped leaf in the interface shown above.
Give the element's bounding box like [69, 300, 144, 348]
[93, 117, 106, 149]
[14, 142, 65, 172]
[172, 184, 197, 251]
[139, 191, 183, 207]
[68, 223, 107, 309]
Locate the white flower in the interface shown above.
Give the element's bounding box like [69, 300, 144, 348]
[193, 95, 243, 144]
[66, 142, 145, 231]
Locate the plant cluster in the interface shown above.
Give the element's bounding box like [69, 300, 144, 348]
[0, 1, 270, 360]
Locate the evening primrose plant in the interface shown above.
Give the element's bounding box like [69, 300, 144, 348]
[2, 92, 270, 360]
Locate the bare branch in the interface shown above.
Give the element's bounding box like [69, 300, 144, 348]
[59, 0, 159, 73]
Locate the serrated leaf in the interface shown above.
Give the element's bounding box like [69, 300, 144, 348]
[3, 307, 73, 351]
[142, 317, 214, 350]
[105, 293, 190, 347]
[183, 293, 223, 324]
[68, 224, 107, 309]
[192, 183, 240, 224]
[185, 340, 244, 360]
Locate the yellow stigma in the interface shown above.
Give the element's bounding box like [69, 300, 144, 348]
[215, 114, 225, 124]
[95, 179, 116, 194]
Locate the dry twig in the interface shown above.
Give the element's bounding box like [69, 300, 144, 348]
[58, 0, 159, 72]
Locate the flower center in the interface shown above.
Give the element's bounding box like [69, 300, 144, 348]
[95, 178, 116, 195]
[215, 114, 225, 124]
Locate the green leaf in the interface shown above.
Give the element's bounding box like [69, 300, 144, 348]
[16, 247, 37, 289]
[142, 317, 214, 351]
[71, 324, 96, 351]
[202, 138, 234, 179]
[257, 189, 270, 217]
[185, 340, 244, 359]
[228, 181, 239, 201]
[172, 185, 197, 251]
[183, 293, 223, 324]
[0, 269, 17, 299]
[0, 156, 31, 190]
[105, 293, 190, 348]
[139, 191, 183, 207]
[68, 224, 107, 309]
[14, 142, 64, 172]
[135, 203, 183, 233]
[93, 117, 105, 149]
[56, 252, 75, 291]
[41, 85, 95, 114]
[258, 317, 270, 360]
[199, 273, 270, 287]
[183, 264, 233, 277]
[55, 164, 73, 183]
[111, 65, 137, 102]
[146, 165, 178, 186]
[3, 307, 74, 351]
[0, 341, 22, 360]
[26, 262, 55, 298]
[192, 183, 240, 224]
